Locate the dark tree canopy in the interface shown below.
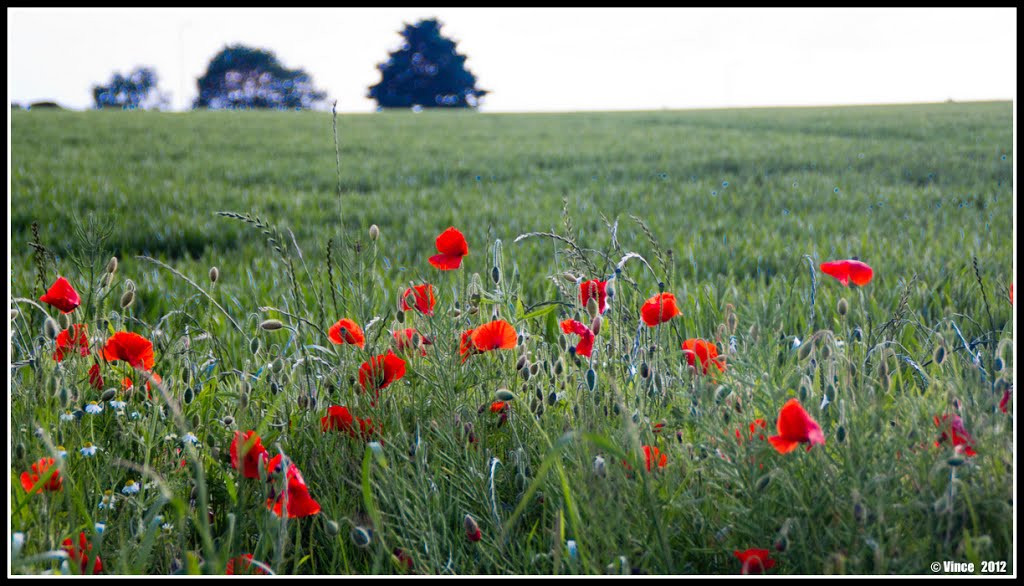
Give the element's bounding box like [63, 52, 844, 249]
[368, 18, 487, 109]
[193, 45, 327, 110]
[93, 67, 167, 110]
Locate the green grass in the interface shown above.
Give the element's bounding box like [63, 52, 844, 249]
[9, 102, 1015, 575]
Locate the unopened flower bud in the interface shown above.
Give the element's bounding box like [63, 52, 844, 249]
[209, 266, 219, 284]
[260, 319, 284, 331]
[369, 225, 380, 241]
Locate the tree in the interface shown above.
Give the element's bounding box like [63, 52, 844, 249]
[368, 18, 487, 109]
[194, 45, 327, 110]
[93, 67, 168, 110]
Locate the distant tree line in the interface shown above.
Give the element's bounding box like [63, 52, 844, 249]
[81, 18, 487, 112]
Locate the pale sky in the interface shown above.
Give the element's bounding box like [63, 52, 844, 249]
[7, 7, 1017, 112]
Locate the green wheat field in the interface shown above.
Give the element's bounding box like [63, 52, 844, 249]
[9, 101, 1015, 575]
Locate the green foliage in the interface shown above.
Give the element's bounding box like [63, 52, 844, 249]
[9, 102, 1015, 575]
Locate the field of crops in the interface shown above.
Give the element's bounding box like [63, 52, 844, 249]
[9, 101, 1015, 575]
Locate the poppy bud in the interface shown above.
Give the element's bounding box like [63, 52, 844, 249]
[836, 425, 846, 443]
[640, 362, 650, 379]
[554, 357, 565, 376]
[43, 317, 59, 340]
[547, 391, 557, 406]
[519, 366, 531, 381]
[100, 388, 116, 402]
[852, 327, 863, 342]
[101, 272, 114, 288]
[586, 297, 599, 320]
[755, 475, 771, 491]
[495, 388, 514, 402]
[591, 315, 602, 336]
[491, 266, 500, 284]
[249, 337, 261, 355]
[183, 387, 195, 404]
[239, 392, 249, 409]
[106, 256, 119, 274]
[774, 535, 789, 552]
[10, 309, 20, 321]
[820, 343, 832, 361]
[396, 309, 405, 324]
[351, 526, 372, 548]
[727, 312, 738, 334]
[798, 341, 814, 361]
[260, 319, 284, 331]
[605, 281, 615, 299]
[120, 289, 135, 309]
[58, 311, 72, 330]
[369, 224, 380, 241]
[516, 355, 527, 371]
[464, 514, 482, 542]
[586, 369, 597, 392]
[993, 356, 1004, 372]
[837, 297, 849, 316]
[933, 345, 946, 366]
[326, 519, 340, 536]
[222, 415, 235, 426]
[209, 267, 219, 284]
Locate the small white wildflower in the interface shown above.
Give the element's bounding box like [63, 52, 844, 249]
[85, 401, 103, 415]
[80, 442, 98, 457]
[12, 532, 26, 558]
[122, 479, 140, 495]
[55, 445, 68, 459]
[130, 411, 141, 420]
[567, 540, 578, 560]
[161, 522, 174, 532]
[98, 490, 117, 510]
[182, 432, 199, 445]
[60, 410, 75, 422]
[144, 481, 158, 490]
[110, 399, 127, 410]
[792, 337, 802, 349]
[94, 523, 106, 535]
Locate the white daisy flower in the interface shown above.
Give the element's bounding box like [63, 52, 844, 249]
[110, 399, 127, 410]
[122, 479, 140, 495]
[792, 337, 802, 349]
[85, 401, 103, 415]
[55, 445, 68, 458]
[80, 442, 98, 457]
[98, 490, 117, 510]
[94, 523, 106, 535]
[60, 410, 75, 422]
[130, 411, 142, 420]
[183, 432, 200, 445]
[161, 523, 174, 532]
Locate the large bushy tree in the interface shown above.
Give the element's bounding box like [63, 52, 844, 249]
[368, 18, 487, 109]
[93, 67, 168, 110]
[193, 45, 327, 110]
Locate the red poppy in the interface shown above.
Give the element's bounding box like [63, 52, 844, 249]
[62, 532, 102, 574]
[734, 548, 775, 574]
[102, 331, 155, 371]
[560, 319, 596, 357]
[265, 457, 321, 518]
[429, 226, 469, 270]
[358, 350, 407, 395]
[999, 387, 1012, 414]
[934, 414, 977, 456]
[88, 363, 104, 390]
[392, 328, 432, 357]
[643, 445, 667, 472]
[226, 554, 268, 575]
[230, 430, 270, 479]
[401, 284, 436, 316]
[640, 293, 681, 327]
[393, 548, 414, 571]
[40, 276, 81, 314]
[682, 338, 726, 375]
[579, 279, 609, 315]
[328, 318, 365, 348]
[820, 259, 873, 287]
[54, 324, 90, 362]
[768, 399, 826, 454]
[489, 401, 509, 414]
[321, 405, 376, 438]
[735, 418, 768, 445]
[1010, 282, 1013, 305]
[471, 320, 518, 352]
[459, 328, 483, 363]
[465, 514, 482, 543]
[20, 457, 63, 493]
